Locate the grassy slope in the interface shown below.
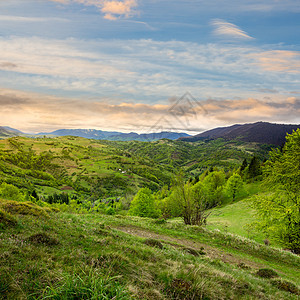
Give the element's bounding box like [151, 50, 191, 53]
[207, 199, 264, 241]
[1, 199, 299, 299]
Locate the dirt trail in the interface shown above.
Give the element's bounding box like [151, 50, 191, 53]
[114, 225, 262, 269]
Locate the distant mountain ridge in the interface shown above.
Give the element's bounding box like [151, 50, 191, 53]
[179, 122, 300, 146]
[0, 126, 24, 138]
[3, 122, 300, 144]
[38, 129, 120, 140]
[37, 129, 190, 141]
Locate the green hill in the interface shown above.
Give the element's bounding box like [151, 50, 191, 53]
[0, 136, 271, 201]
[0, 198, 299, 299]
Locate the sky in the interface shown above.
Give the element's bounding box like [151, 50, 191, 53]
[0, 0, 299, 134]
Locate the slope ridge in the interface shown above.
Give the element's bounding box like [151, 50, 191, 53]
[180, 122, 300, 145]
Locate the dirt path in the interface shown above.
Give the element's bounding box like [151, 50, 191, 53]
[113, 225, 262, 269]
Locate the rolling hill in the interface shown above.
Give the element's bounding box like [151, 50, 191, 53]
[179, 122, 300, 146]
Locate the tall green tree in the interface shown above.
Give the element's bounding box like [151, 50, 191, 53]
[240, 158, 248, 173]
[253, 129, 300, 253]
[247, 156, 262, 180]
[225, 174, 244, 201]
[202, 170, 226, 207]
[129, 188, 159, 218]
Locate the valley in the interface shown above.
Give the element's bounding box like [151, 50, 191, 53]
[0, 124, 299, 299]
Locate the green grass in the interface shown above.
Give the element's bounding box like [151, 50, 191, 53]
[207, 199, 265, 243]
[1, 198, 299, 299]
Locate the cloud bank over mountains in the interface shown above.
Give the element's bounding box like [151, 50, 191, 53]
[1, 88, 299, 134]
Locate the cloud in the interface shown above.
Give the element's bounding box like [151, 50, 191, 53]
[211, 19, 254, 40]
[102, 0, 137, 20]
[50, 0, 138, 20]
[0, 37, 133, 80]
[250, 50, 300, 73]
[0, 62, 17, 69]
[0, 88, 299, 134]
[0, 15, 69, 23]
[0, 36, 299, 105]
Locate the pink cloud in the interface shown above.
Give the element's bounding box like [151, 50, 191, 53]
[251, 50, 300, 73]
[50, 0, 138, 20]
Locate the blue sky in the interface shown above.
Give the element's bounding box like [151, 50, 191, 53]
[0, 0, 299, 133]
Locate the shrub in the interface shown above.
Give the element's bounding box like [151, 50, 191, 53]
[184, 247, 205, 256]
[0, 183, 23, 201]
[0, 200, 49, 217]
[271, 279, 299, 295]
[129, 188, 159, 218]
[105, 207, 116, 215]
[28, 233, 59, 246]
[0, 208, 17, 227]
[144, 238, 164, 249]
[256, 268, 278, 279]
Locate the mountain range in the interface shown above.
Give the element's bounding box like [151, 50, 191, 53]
[1, 121, 299, 144]
[37, 129, 190, 141]
[179, 121, 300, 146]
[0, 127, 190, 141]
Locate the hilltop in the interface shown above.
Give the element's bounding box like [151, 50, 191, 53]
[179, 122, 300, 146]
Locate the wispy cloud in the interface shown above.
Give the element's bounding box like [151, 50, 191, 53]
[0, 15, 69, 23]
[211, 19, 254, 40]
[250, 50, 300, 73]
[0, 36, 299, 103]
[50, 0, 138, 20]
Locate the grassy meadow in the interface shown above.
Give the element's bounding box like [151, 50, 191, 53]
[1, 198, 299, 299]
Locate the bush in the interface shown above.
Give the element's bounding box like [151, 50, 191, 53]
[144, 238, 164, 249]
[271, 279, 299, 295]
[105, 207, 116, 215]
[0, 200, 49, 217]
[256, 268, 278, 279]
[0, 208, 17, 227]
[28, 233, 59, 246]
[0, 183, 23, 201]
[129, 188, 159, 218]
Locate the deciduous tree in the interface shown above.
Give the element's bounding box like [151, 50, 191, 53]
[253, 129, 300, 253]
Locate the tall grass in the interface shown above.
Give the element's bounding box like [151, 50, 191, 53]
[39, 269, 130, 300]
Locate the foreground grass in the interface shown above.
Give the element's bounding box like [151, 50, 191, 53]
[0, 199, 299, 299]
